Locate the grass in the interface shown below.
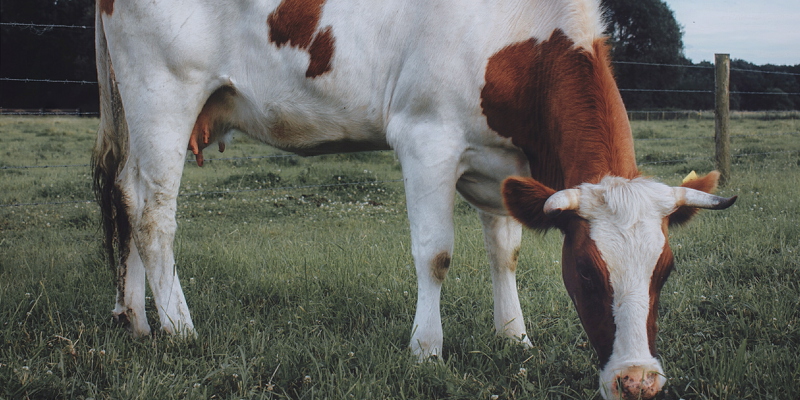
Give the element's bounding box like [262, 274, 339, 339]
[1, 115, 798, 399]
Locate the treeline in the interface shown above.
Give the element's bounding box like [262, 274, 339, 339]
[1, 0, 798, 112]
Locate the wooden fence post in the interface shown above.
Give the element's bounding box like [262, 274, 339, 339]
[715, 53, 731, 184]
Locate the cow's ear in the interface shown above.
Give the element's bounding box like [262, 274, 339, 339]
[669, 170, 724, 226]
[502, 177, 566, 231]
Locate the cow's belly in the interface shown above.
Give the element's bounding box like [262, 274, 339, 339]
[249, 101, 391, 156]
[190, 81, 391, 158]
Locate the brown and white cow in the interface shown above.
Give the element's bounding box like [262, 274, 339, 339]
[93, 0, 735, 398]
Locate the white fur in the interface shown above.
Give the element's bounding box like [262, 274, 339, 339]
[573, 177, 676, 398]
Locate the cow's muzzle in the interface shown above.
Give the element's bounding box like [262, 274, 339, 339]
[610, 366, 662, 400]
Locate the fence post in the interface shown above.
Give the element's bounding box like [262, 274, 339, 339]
[715, 53, 731, 184]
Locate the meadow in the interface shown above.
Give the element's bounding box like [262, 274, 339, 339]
[1, 115, 798, 399]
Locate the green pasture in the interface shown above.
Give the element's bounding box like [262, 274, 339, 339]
[1, 116, 798, 399]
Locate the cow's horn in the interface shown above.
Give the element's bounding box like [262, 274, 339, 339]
[674, 187, 737, 210]
[543, 189, 581, 216]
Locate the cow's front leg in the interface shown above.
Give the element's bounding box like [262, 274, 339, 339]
[396, 140, 459, 359]
[479, 212, 531, 346]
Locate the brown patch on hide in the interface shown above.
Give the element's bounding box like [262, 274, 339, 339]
[268, 0, 326, 49]
[560, 218, 615, 367]
[481, 31, 637, 190]
[431, 252, 451, 283]
[100, 0, 114, 16]
[306, 26, 335, 77]
[267, 0, 335, 78]
[647, 218, 675, 356]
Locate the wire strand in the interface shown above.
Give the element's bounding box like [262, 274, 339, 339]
[0, 22, 92, 29]
[612, 60, 713, 69]
[0, 77, 96, 85]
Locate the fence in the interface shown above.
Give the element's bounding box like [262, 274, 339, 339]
[627, 110, 800, 121]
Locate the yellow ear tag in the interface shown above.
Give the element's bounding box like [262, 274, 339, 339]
[682, 170, 698, 184]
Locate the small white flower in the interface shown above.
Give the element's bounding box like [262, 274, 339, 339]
[304, 375, 312, 384]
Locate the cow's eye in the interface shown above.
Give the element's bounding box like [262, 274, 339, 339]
[575, 257, 597, 283]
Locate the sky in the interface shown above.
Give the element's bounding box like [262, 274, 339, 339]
[663, 0, 800, 66]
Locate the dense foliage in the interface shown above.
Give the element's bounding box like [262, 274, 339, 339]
[1, 0, 798, 111]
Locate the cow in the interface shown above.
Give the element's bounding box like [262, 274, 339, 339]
[92, 0, 736, 398]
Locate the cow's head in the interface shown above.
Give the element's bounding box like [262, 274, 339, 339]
[502, 171, 736, 400]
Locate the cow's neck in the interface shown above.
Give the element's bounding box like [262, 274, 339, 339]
[482, 30, 638, 190]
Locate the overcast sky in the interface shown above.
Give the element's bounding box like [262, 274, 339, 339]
[663, 0, 800, 66]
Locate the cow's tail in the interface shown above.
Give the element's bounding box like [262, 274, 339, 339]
[92, 6, 131, 276]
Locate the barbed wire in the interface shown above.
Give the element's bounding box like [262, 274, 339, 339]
[612, 61, 712, 69]
[619, 88, 800, 95]
[0, 112, 99, 116]
[0, 77, 96, 85]
[635, 131, 800, 141]
[731, 91, 800, 96]
[0, 111, 98, 117]
[619, 88, 713, 93]
[611, 60, 800, 77]
[731, 67, 800, 77]
[0, 22, 92, 30]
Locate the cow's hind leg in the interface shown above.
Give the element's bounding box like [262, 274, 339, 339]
[123, 129, 196, 336]
[112, 88, 213, 337]
[479, 212, 531, 346]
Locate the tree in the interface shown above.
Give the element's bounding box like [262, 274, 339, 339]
[601, 0, 689, 109]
